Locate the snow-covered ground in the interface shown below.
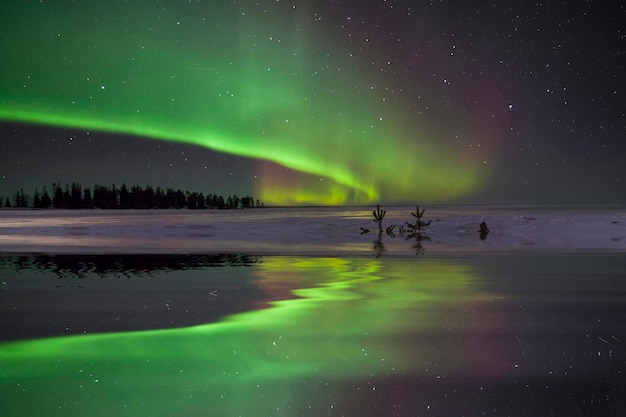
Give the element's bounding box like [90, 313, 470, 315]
[0, 206, 624, 255]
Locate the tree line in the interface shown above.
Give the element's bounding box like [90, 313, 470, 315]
[0, 183, 263, 210]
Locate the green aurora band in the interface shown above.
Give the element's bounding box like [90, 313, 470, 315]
[0, 2, 482, 205]
[0, 257, 492, 417]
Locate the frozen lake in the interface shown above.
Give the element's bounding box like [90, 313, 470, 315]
[0, 205, 624, 255]
[1, 207, 625, 416]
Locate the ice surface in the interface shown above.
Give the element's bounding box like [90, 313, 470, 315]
[0, 206, 624, 255]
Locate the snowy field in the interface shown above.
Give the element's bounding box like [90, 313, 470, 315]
[0, 206, 624, 255]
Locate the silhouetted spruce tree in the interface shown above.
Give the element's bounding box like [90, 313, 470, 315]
[69, 182, 82, 209]
[154, 187, 163, 208]
[52, 183, 64, 208]
[41, 186, 51, 208]
[128, 185, 142, 209]
[93, 184, 106, 208]
[106, 184, 118, 209]
[15, 188, 28, 207]
[63, 184, 72, 208]
[175, 189, 186, 209]
[164, 188, 175, 208]
[82, 187, 93, 208]
[186, 191, 199, 209]
[155, 187, 168, 209]
[4, 197, 11, 207]
[144, 185, 156, 209]
[32, 188, 42, 208]
[198, 192, 206, 209]
[119, 183, 130, 209]
[206, 193, 216, 209]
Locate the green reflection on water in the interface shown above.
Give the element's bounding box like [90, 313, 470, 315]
[0, 257, 484, 416]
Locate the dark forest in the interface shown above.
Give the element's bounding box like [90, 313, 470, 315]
[0, 183, 262, 210]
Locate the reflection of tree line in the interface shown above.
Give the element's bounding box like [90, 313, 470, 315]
[0, 254, 262, 279]
[1, 183, 264, 210]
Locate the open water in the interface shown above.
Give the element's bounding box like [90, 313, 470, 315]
[1, 208, 625, 416]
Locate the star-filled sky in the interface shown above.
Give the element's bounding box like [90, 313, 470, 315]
[1, 0, 624, 205]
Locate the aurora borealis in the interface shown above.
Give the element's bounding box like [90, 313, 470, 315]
[0, 256, 486, 416]
[1, 1, 624, 204]
[3, 252, 626, 416]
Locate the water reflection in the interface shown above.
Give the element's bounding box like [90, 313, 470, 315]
[0, 254, 264, 340]
[0, 256, 485, 416]
[0, 253, 261, 279]
[1, 254, 625, 416]
[372, 231, 386, 257]
[371, 231, 429, 257]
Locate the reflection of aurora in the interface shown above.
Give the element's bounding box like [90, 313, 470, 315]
[0, 257, 488, 417]
[0, 2, 482, 205]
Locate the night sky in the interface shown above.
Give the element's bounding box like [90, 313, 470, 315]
[1, 1, 624, 205]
